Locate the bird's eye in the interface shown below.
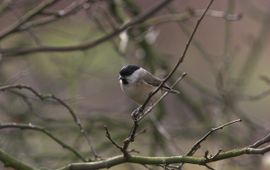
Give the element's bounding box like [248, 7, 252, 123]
[122, 78, 128, 85]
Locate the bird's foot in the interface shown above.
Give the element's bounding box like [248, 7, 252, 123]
[131, 106, 144, 120]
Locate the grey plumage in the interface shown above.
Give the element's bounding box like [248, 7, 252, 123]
[142, 70, 180, 94]
[119, 65, 179, 105]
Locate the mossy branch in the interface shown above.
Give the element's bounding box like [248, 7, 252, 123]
[57, 143, 270, 170]
[0, 148, 38, 170]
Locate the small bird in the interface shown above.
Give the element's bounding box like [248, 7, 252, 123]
[119, 65, 179, 105]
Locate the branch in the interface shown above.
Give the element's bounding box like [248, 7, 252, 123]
[19, 0, 92, 31]
[138, 72, 187, 121]
[103, 119, 140, 158]
[7, 90, 34, 113]
[57, 143, 270, 170]
[0, 0, 174, 57]
[0, 0, 57, 40]
[122, 120, 139, 157]
[186, 119, 242, 156]
[142, 9, 242, 27]
[0, 147, 37, 170]
[241, 88, 270, 101]
[178, 119, 242, 169]
[0, 123, 86, 162]
[49, 94, 98, 159]
[115, 0, 213, 159]
[250, 133, 270, 148]
[0, 84, 97, 159]
[104, 126, 123, 152]
[138, 0, 214, 113]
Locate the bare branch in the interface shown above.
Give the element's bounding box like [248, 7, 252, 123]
[114, 74, 187, 159]
[118, 0, 213, 156]
[250, 133, 270, 148]
[138, 0, 214, 113]
[138, 72, 187, 121]
[241, 88, 270, 101]
[57, 141, 270, 170]
[0, 123, 86, 162]
[49, 94, 98, 159]
[204, 164, 215, 170]
[178, 119, 241, 169]
[19, 0, 92, 31]
[7, 90, 34, 113]
[148, 114, 183, 155]
[186, 119, 242, 156]
[0, 84, 44, 99]
[142, 9, 242, 27]
[0, 147, 37, 170]
[142, 164, 154, 170]
[104, 126, 123, 152]
[122, 120, 139, 158]
[0, 0, 58, 40]
[103, 120, 140, 158]
[0, 84, 98, 159]
[1, 0, 173, 57]
[86, 5, 125, 57]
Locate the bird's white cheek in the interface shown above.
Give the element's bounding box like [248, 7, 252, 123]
[119, 80, 125, 92]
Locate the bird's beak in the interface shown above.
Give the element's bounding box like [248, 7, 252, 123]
[119, 76, 123, 80]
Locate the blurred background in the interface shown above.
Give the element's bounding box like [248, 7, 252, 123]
[0, 0, 270, 169]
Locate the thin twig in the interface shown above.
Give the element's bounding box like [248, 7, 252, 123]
[178, 119, 241, 169]
[134, 129, 147, 138]
[139, 0, 214, 113]
[166, 6, 216, 73]
[118, 0, 213, 158]
[19, 0, 93, 31]
[1, 0, 174, 57]
[49, 94, 98, 159]
[204, 164, 215, 170]
[0, 0, 57, 40]
[188, 119, 241, 156]
[138, 72, 187, 121]
[0, 122, 86, 162]
[142, 9, 241, 27]
[241, 88, 270, 101]
[7, 90, 34, 113]
[142, 164, 154, 170]
[149, 114, 183, 154]
[86, 6, 125, 57]
[250, 133, 270, 148]
[0, 147, 37, 170]
[211, 150, 223, 159]
[120, 74, 186, 157]
[0, 84, 98, 159]
[104, 126, 123, 152]
[122, 120, 139, 158]
[104, 117, 140, 158]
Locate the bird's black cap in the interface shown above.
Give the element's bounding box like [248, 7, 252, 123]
[119, 65, 140, 77]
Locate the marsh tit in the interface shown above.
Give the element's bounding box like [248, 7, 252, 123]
[119, 65, 179, 105]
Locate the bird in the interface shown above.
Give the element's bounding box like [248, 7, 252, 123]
[119, 65, 179, 105]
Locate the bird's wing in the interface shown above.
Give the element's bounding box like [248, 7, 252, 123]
[142, 71, 162, 87]
[142, 71, 180, 94]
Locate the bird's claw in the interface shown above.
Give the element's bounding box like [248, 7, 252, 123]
[131, 106, 144, 120]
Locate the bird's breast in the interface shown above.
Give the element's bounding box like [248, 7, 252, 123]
[121, 80, 162, 105]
